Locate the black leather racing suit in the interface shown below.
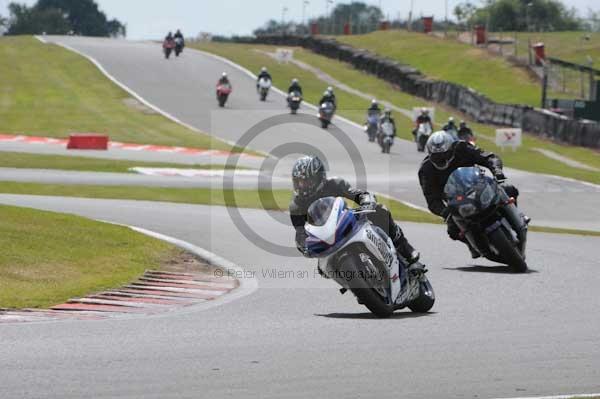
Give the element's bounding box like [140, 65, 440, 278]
[287, 83, 303, 95]
[289, 177, 415, 258]
[417, 141, 519, 240]
[457, 126, 474, 141]
[319, 94, 337, 109]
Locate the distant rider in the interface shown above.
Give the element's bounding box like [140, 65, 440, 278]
[326, 86, 337, 108]
[289, 156, 421, 268]
[287, 78, 303, 96]
[164, 31, 175, 46]
[217, 72, 230, 85]
[319, 89, 336, 109]
[413, 108, 433, 138]
[256, 67, 272, 90]
[443, 117, 457, 134]
[418, 131, 523, 258]
[368, 99, 381, 113]
[378, 108, 396, 145]
[457, 120, 474, 142]
[174, 29, 185, 46]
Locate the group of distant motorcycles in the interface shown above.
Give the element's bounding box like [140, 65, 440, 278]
[215, 75, 337, 129]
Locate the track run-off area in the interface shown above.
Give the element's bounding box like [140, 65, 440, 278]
[1, 36, 599, 399]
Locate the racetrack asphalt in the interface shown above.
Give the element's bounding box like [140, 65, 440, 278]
[0, 194, 599, 399]
[1, 36, 599, 399]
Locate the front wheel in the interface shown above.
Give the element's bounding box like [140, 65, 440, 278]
[488, 228, 528, 273]
[339, 256, 393, 318]
[321, 119, 329, 129]
[408, 279, 435, 313]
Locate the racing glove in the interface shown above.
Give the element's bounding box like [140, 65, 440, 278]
[494, 171, 507, 183]
[358, 193, 377, 210]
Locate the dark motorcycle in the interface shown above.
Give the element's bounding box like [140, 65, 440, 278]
[319, 101, 335, 129]
[288, 91, 302, 114]
[444, 167, 529, 273]
[174, 37, 184, 57]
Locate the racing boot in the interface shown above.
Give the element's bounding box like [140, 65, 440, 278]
[392, 225, 424, 274]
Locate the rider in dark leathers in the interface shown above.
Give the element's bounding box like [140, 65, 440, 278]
[368, 99, 381, 113]
[174, 30, 185, 45]
[457, 121, 474, 141]
[443, 117, 457, 133]
[287, 78, 303, 95]
[418, 132, 521, 258]
[319, 91, 336, 108]
[290, 156, 420, 266]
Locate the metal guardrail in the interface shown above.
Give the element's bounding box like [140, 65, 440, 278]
[247, 35, 600, 149]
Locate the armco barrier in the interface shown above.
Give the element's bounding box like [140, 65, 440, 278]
[244, 35, 600, 149]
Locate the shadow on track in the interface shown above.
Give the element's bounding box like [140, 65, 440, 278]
[315, 312, 435, 320]
[443, 265, 538, 274]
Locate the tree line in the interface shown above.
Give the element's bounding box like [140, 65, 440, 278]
[252, 0, 596, 36]
[0, 0, 125, 37]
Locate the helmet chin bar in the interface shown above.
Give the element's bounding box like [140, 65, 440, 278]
[432, 155, 455, 170]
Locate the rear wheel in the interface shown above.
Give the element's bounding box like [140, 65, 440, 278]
[339, 256, 393, 318]
[321, 119, 329, 129]
[488, 228, 528, 273]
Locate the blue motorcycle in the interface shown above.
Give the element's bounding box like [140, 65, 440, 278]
[445, 167, 529, 272]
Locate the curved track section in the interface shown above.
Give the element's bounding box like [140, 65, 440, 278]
[0, 194, 599, 398]
[41, 36, 600, 231]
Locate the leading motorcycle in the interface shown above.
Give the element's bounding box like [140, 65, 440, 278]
[444, 167, 529, 273]
[305, 197, 435, 318]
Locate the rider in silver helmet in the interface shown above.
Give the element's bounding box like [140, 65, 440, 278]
[290, 156, 420, 266]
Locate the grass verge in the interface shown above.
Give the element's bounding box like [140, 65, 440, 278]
[336, 30, 541, 106]
[2, 181, 598, 237]
[0, 204, 177, 309]
[0, 152, 250, 173]
[0, 36, 240, 152]
[194, 41, 600, 184]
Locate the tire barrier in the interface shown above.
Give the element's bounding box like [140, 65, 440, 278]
[241, 35, 600, 149]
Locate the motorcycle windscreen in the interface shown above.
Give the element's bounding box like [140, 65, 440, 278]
[444, 167, 484, 198]
[307, 197, 337, 227]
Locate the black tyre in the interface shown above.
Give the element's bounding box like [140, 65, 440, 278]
[339, 256, 393, 318]
[321, 120, 329, 129]
[408, 279, 435, 313]
[488, 228, 528, 273]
